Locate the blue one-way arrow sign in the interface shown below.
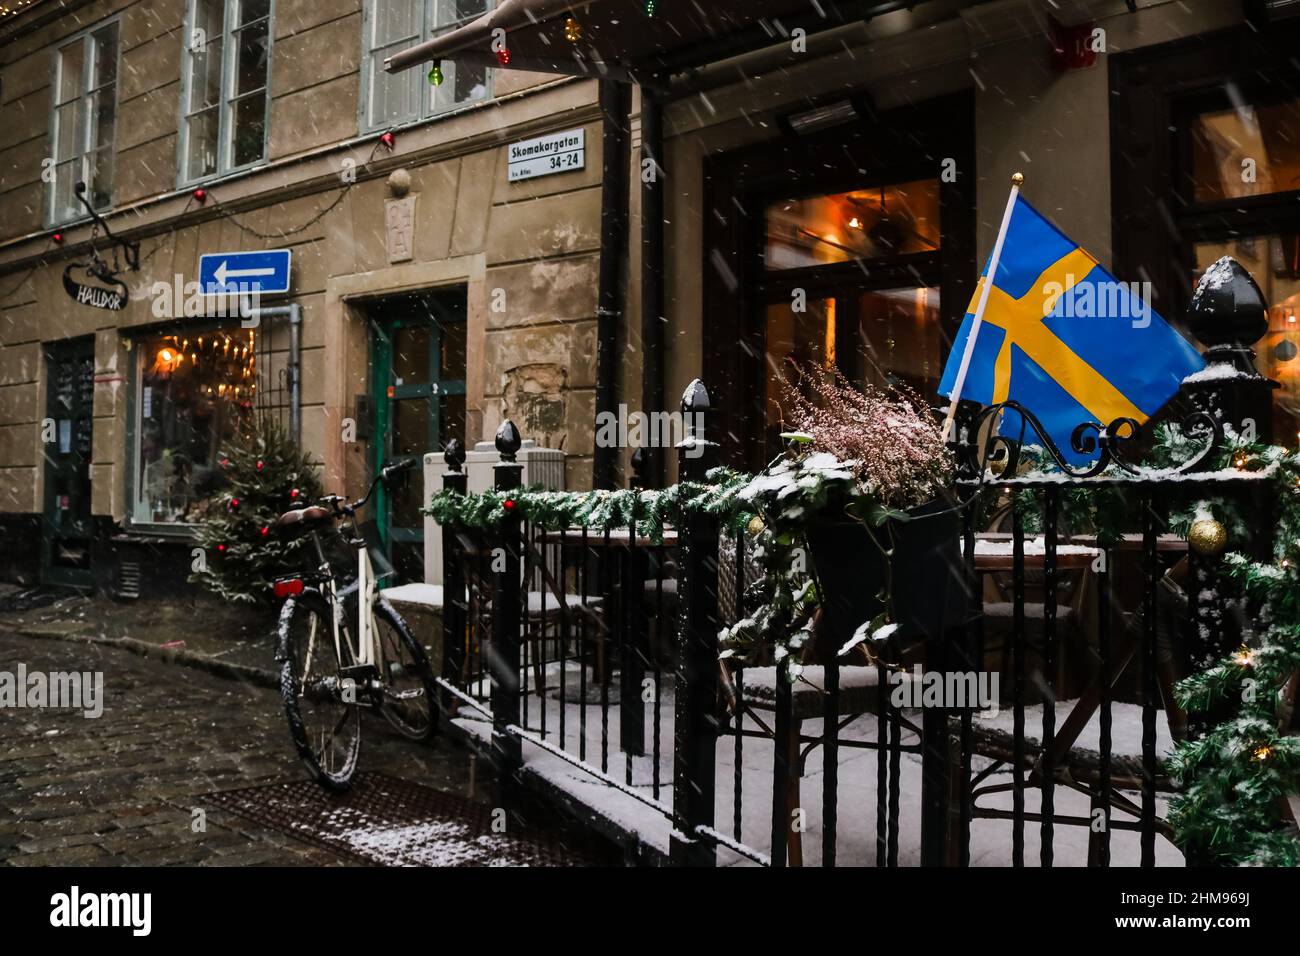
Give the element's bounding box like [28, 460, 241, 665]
[199, 249, 292, 296]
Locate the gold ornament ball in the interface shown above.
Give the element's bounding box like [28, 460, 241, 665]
[746, 515, 766, 537]
[1011, 172, 1025, 186]
[1188, 518, 1227, 556]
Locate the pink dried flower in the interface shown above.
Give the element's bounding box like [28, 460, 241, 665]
[780, 367, 952, 506]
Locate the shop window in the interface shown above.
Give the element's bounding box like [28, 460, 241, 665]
[180, 0, 271, 183]
[48, 19, 119, 224]
[363, 0, 490, 131]
[133, 326, 257, 525]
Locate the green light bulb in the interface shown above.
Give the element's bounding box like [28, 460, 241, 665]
[428, 62, 444, 86]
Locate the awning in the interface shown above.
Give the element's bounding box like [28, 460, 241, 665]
[385, 0, 923, 83]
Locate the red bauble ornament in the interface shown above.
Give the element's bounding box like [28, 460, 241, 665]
[193, 187, 207, 203]
[260, 525, 270, 537]
[220, 456, 230, 468]
[290, 488, 300, 500]
[380, 131, 395, 149]
[52, 232, 64, 244]
[228, 497, 240, 512]
[256, 459, 264, 471]
[503, 499, 516, 511]
[496, 47, 511, 65]
[217, 543, 227, 553]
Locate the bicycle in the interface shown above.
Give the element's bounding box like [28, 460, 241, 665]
[272, 458, 436, 789]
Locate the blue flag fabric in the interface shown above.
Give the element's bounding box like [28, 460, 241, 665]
[938, 194, 1204, 463]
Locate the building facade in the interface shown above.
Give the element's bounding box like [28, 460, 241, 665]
[2, 0, 1299, 594]
[0, 0, 607, 590]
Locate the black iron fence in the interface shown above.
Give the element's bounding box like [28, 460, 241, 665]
[434, 343, 1279, 867]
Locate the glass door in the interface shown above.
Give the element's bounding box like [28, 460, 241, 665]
[371, 291, 467, 583]
[42, 337, 96, 588]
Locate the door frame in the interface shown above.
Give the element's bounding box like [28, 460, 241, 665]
[40, 335, 97, 590]
[368, 291, 468, 573]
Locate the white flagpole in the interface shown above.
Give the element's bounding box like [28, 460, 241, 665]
[940, 172, 1023, 443]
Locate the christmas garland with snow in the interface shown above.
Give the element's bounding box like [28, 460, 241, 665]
[424, 467, 755, 544]
[1003, 424, 1300, 864]
[1162, 438, 1300, 865]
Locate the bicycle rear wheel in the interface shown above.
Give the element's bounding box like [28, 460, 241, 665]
[278, 590, 361, 789]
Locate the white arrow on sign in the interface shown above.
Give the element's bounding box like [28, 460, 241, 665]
[213, 260, 276, 285]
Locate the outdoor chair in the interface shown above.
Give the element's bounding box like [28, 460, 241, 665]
[450, 527, 606, 702]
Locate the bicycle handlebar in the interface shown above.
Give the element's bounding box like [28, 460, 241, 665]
[320, 457, 417, 519]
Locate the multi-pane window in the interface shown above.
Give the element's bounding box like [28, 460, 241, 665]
[364, 0, 490, 131]
[181, 0, 272, 182]
[48, 21, 119, 224]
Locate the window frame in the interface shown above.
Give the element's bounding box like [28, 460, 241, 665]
[177, 0, 276, 187]
[358, 0, 494, 134]
[45, 16, 122, 227]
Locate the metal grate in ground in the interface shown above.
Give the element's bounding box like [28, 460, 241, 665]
[203, 772, 595, 866]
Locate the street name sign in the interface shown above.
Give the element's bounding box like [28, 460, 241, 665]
[507, 129, 585, 182]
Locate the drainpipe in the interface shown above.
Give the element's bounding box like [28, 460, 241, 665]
[242, 302, 303, 444]
[593, 79, 630, 491]
[640, 86, 666, 486]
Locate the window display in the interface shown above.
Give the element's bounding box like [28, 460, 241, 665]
[134, 326, 257, 525]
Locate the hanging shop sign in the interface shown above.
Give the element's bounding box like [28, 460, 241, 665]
[61, 181, 139, 311]
[508, 128, 585, 182]
[62, 262, 128, 311]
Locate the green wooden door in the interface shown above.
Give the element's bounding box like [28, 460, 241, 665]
[371, 292, 467, 583]
[41, 337, 96, 589]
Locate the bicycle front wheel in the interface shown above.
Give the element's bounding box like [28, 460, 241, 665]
[374, 599, 437, 742]
[278, 590, 361, 790]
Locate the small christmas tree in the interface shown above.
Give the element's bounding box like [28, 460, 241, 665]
[190, 417, 325, 604]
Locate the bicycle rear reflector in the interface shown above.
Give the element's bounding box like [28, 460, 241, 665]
[273, 578, 305, 599]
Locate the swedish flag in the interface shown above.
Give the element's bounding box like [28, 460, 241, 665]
[938, 194, 1204, 462]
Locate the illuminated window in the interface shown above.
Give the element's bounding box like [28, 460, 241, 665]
[1189, 99, 1300, 203]
[134, 326, 257, 524]
[764, 178, 940, 270]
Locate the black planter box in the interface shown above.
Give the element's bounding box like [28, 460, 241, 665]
[805, 494, 969, 653]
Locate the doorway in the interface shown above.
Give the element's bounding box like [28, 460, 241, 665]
[369, 289, 468, 583]
[41, 336, 96, 589]
[703, 92, 976, 471]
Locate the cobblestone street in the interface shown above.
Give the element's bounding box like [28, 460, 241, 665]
[0, 633, 502, 866]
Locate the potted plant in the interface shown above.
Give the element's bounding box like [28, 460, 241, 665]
[722, 370, 967, 668]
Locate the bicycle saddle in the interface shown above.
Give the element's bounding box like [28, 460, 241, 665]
[276, 505, 334, 527]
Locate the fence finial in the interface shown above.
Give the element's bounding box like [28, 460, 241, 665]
[681, 378, 711, 415]
[495, 420, 522, 463]
[1186, 256, 1269, 376]
[444, 438, 466, 473]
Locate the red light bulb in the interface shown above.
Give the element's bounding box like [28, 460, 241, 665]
[193, 187, 207, 203]
[380, 131, 395, 149]
[290, 488, 300, 500]
[52, 232, 64, 244]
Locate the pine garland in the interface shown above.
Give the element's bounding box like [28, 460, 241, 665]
[424, 467, 755, 543]
[1164, 437, 1300, 865]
